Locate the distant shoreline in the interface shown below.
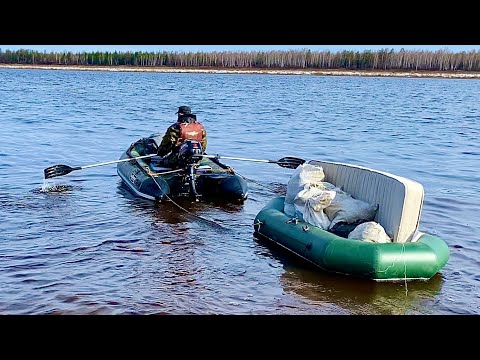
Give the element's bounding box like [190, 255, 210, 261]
[1, 63, 480, 79]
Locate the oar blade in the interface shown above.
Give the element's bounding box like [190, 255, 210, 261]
[276, 157, 306, 169]
[44, 165, 79, 179]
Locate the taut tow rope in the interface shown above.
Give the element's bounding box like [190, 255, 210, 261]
[147, 166, 227, 229]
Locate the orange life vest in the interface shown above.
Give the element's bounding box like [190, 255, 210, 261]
[176, 121, 205, 146]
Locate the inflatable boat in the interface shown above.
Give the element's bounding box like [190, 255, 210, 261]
[253, 160, 449, 281]
[117, 134, 248, 203]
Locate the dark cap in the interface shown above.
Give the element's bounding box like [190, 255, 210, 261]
[175, 106, 191, 115]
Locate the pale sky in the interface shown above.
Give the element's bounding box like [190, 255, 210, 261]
[0, 45, 478, 53]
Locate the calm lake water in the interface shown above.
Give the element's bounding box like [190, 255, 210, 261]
[0, 68, 479, 315]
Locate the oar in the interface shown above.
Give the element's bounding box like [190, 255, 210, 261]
[44, 153, 305, 179]
[202, 154, 305, 169]
[43, 154, 157, 179]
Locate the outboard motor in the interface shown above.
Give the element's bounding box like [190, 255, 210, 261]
[177, 140, 204, 201]
[177, 140, 204, 166]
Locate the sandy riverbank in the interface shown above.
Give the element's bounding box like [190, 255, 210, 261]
[1, 63, 480, 79]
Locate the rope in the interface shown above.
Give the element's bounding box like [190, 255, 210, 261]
[402, 243, 408, 297]
[236, 173, 279, 193]
[145, 161, 274, 228]
[348, 240, 409, 292]
[146, 165, 231, 177]
[145, 167, 184, 177]
[147, 167, 226, 229]
[253, 220, 263, 231]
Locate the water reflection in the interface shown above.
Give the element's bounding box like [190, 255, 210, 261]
[1, 69, 478, 314]
[113, 181, 246, 314]
[256, 236, 444, 315]
[116, 181, 245, 226]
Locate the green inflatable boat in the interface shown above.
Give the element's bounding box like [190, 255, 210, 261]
[253, 160, 450, 281]
[117, 134, 248, 203]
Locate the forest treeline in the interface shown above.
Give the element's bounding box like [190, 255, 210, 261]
[0, 48, 479, 72]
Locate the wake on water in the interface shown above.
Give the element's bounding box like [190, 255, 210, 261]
[40, 179, 74, 193]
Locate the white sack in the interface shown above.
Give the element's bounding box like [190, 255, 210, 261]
[284, 164, 325, 216]
[348, 221, 392, 243]
[327, 196, 378, 230]
[293, 186, 336, 230]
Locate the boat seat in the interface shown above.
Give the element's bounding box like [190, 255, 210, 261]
[308, 160, 424, 243]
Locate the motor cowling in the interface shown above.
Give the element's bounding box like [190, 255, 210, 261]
[177, 140, 204, 166]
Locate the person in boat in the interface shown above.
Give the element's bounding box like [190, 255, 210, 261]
[155, 105, 235, 173]
[155, 105, 208, 168]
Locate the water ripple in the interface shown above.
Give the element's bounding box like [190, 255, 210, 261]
[0, 68, 479, 314]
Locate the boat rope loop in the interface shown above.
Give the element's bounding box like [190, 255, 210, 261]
[253, 220, 263, 231]
[147, 167, 225, 228]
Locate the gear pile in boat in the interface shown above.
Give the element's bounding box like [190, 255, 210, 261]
[254, 160, 450, 281]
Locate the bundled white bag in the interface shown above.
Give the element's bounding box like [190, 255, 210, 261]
[324, 190, 352, 221]
[348, 221, 392, 243]
[293, 186, 336, 230]
[284, 164, 325, 216]
[322, 181, 341, 192]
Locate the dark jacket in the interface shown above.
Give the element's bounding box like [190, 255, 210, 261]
[157, 114, 207, 157]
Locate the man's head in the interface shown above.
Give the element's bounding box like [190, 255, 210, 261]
[176, 106, 191, 116]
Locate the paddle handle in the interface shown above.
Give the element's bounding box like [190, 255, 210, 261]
[80, 154, 157, 169]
